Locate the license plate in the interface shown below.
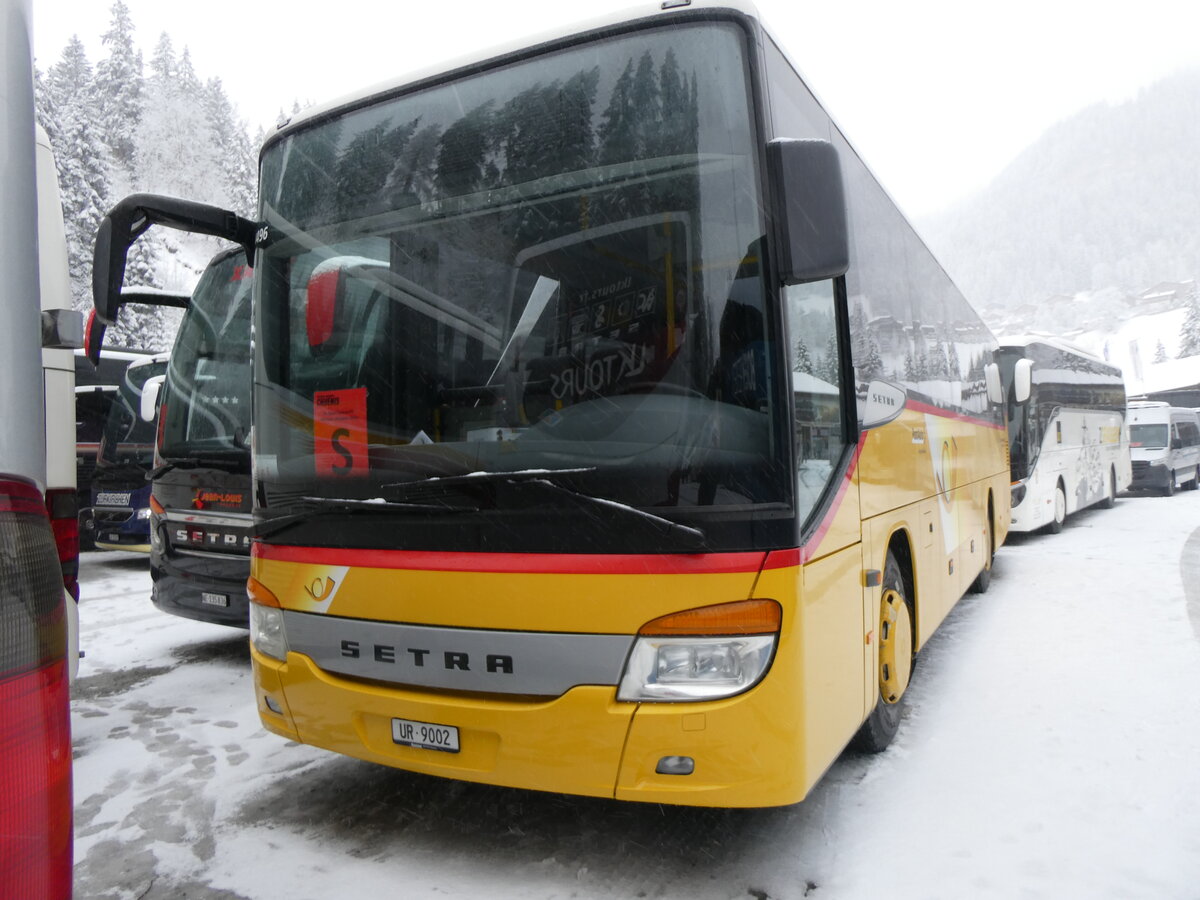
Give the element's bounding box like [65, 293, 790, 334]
[106, 532, 122, 542]
[391, 717, 460, 753]
[201, 592, 230, 608]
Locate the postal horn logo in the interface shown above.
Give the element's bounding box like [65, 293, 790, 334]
[305, 576, 337, 602]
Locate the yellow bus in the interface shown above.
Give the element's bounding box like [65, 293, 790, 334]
[93, 0, 1009, 807]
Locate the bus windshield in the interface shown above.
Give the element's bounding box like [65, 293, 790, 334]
[158, 250, 252, 467]
[98, 357, 167, 472]
[254, 21, 792, 549]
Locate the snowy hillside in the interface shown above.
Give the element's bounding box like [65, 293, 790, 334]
[36, 1, 257, 350]
[919, 67, 1200, 320]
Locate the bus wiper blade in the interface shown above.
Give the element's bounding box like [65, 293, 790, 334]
[147, 459, 199, 480]
[254, 496, 475, 539]
[525, 478, 706, 550]
[380, 467, 595, 503]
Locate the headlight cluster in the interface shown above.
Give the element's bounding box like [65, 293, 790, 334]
[617, 599, 780, 703]
[1010, 482, 1027, 507]
[248, 577, 288, 661]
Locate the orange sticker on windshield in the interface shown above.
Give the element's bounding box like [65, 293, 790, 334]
[313, 388, 368, 477]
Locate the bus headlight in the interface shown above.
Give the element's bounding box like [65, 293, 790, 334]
[617, 599, 780, 702]
[1011, 483, 1027, 507]
[248, 577, 288, 661]
[618, 635, 776, 701]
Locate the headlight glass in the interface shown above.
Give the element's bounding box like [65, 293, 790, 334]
[249, 604, 288, 661]
[617, 634, 776, 701]
[136, 506, 152, 520]
[1010, 482, 1027, 507]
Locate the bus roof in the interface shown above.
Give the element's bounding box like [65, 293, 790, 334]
[266, 0, 763, 150]
[997, 334, 1114, 371]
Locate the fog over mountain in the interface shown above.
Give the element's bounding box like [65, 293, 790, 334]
[918, 67, 1200, 336]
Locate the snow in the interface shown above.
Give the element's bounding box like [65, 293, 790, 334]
[70, 491, 1200, 899]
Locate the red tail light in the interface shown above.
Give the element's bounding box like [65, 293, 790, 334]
[44, 488, 80, 603]
[0, 477, 73, 899]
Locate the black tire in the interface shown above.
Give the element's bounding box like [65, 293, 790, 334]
[1047, 481, 1066, 534]
[1187, 468, 1200, 491]
[1163, 473, 1176, 497]
[968, 508, 993, 594]
[1099, 468, 1117, 509]
[852, 551, 913, 753]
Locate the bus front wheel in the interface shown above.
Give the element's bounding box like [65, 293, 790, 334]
[853, 551, 913, 754]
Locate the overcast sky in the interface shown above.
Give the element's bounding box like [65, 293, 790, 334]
[34, 0, 1200, 218]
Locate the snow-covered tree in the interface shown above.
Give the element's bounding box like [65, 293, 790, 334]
[135, 35, 223, 205]
[1154, 339, 1168, 363]
[44, 38, 110, 312]
[793, 337, 814, 375]
[1178, 297, 1200, 358]
[204, 77, 256, 217]
[94, 0, 143, 179]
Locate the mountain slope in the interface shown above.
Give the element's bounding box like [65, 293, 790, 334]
[919, 67, 1200, 319]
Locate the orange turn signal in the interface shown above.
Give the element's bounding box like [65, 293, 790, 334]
[148, 495, 165, 515]
[638, 599, 781, 636]
[246, 576, 280, 608]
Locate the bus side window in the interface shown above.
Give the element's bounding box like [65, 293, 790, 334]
[784, 279, 846, 517]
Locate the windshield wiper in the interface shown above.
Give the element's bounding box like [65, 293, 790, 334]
[254, 496, 474, 539]
[380, 467, 595, 503]
[147, 459, 199, 480]
[383, 468, 706, 550]
[523, 477, 706, 551]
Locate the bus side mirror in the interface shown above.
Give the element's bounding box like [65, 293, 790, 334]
[984, 363, 1003, 405]
[139, 375, 164, 423]
[92, 192, 259, 329]
[767, 138, 849, 285]
[41, 308, 83, 350]
[1013, 358, 1033, 404]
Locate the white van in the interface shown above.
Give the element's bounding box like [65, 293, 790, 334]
[1127, 401, 1200, 495]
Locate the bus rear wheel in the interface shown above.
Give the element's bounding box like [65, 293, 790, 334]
[1099, 468, 1117, 509]
[853, 551, 913, 753]
[968, 509, 993, 594]
[1047, 481, 1066, 533]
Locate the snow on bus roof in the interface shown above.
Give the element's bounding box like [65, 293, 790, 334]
[997, 333, 1113, 369]
[269, 1, 764, 145]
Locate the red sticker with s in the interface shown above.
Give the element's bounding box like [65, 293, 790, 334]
[313, 388, 368, 477]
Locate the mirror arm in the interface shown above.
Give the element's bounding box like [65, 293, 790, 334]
[93, 193, 260, 325]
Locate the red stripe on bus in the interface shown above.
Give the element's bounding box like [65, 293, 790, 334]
[800, 436, 865, 564]
[252, 543, 769, 575]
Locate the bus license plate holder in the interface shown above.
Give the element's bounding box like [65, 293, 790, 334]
[391, 717, 460, 753]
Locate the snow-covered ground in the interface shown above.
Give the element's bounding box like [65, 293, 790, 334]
[70, 490, 1200, 900]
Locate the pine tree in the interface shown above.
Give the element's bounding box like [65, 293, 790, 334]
[1154, 339, 1168, 363]
[1178, 297, 1200, 358]
[793, 337, 814, 375]
[204, 77, 256, 217]
[44, 38, 110, 312]
[94, 0, 143, 177]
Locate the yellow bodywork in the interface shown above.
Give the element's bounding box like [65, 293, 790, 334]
[251, 406, 1009, 807]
